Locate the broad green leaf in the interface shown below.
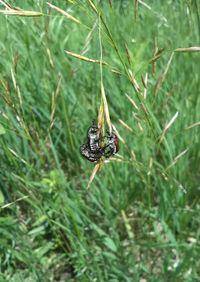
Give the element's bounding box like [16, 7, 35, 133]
[103, 237, 117, 253]
[0, 124, 6, 135]
[0, 190, 4, 205]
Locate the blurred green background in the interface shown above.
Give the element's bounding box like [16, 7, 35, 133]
[0, 0, 200, 281]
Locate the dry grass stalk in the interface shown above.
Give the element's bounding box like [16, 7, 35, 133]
[158, 86, 176, 114]
[87, 163, 101, 189]
[1, 195, 29, 209]
[98, 14, 112, 134]
[149, 157, 153, 169]
[137, 122, 143, 131]
[134, 0, 138, 20]
[151, 48, 164, 64]
[0, 9, 44, 16]
[11, 68, 23, 106]
[11, 68, 17, 90]
[186, 121, 200, 129]
[142, 73, 148, 99]
[125, 43, 132, 65]
[119, 119, 133, 132]
[131, 150, 136, 161]
[0, 0, 23, 12]
[165, 148, 188, 171]
[159, 111, 179, 144]
[101, 84, 112, 133]
[47, 2, 81, 24]
[174, 47, 200, 52]
[141, 103, 148, 116]
[8, 148, 27, 164]
[112, 124, 126, 144]
[128, 69, 141, 93]
[132, 110, 143, 131]
[108, 0, 112, 8]
[111, 69, 122, 75]
[154, 52, 174, 95]
[132, 111, 140, 122]
[141, 73, 147, 88]
[0, 0, 15, 9]
[125, 93, 139, 110]
[50, 76, 62, 130]
[81, 19, 98, 55]
[87, 14, 112, 189]
[16, 87, 22, 107]
[87, 0, 99, 14]
[138, 0, 151, 10]
[46, 47, 54, 67]
[152, 38, 158, 74]
[65, 50, 108, 65]
[0, 111, 8, 120]
[104, 156, 123, 163]
[97, 97, 104, 131]
[121, 210, 134, 240]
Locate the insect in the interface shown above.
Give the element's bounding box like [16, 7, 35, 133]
[80, 121, 104, 162]
[103, 132, 119, 158]
[80, 121, 119, 162]
[80, 143, 104, 162]
[87, 121, 101, 152]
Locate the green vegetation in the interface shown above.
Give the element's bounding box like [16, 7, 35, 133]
[0, 0, 200, 281]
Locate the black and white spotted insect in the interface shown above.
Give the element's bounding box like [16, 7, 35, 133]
[87, 121, 101, 153]
[80, 143, 104, 162]
[80, 121, 119, 162]
[80, 121, 104, 162]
